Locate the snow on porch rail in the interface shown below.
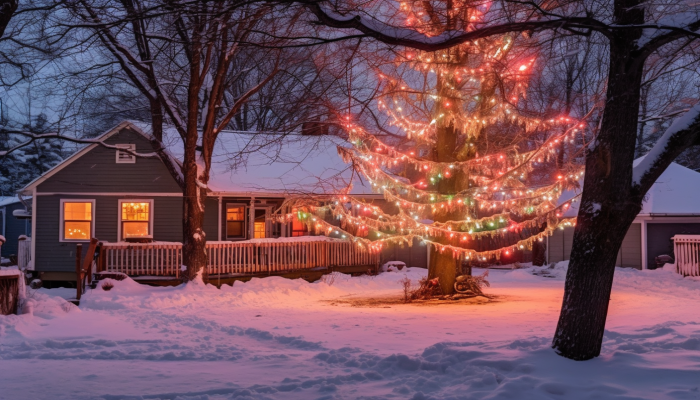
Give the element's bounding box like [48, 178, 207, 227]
[673, 235, 700, 277]
[100, 238, 379, 277]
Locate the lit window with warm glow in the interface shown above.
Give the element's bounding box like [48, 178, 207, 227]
[120, 201, 152, 240]
[226, 205, 246, 239]
[62, 201, 93, 241]
[254, 222, 266, 238]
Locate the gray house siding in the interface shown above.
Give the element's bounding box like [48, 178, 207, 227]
[647, 223, 700, 269]
[203, 197, 219, 241]
[616, 223, 641, 268]
[381, 237, 428, 269]
[36, 128, 181, 194]
[35, 195, 186, 272]
[548, 223, 642, 269]
[1, 202, 31, 258]
[34, 194, 220, 272]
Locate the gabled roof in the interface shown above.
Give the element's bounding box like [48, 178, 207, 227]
[639, 162, 700, 215]
[559, 159, 700, 217]
[160, 130, 374, 196]
[19, 120, 152, 194]
[20, 120, 375, 197]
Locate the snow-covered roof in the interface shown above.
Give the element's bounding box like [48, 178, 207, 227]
[638, 162, 700, 215]
[21, 120, 374, 197]
[559, 159, 700, 217]
[0, 196, 22, 207]
[156, 125, 375, 196]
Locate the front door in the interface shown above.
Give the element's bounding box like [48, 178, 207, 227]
[253, 208, 268, 239]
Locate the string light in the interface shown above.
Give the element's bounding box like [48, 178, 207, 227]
[279, 1, 587, 261]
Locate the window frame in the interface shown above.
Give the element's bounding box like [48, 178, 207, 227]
[59, 199, 96, 243]
[115, 143, 137, 164]
[117, 199, 154, 242]
[225, 203, 247, 240]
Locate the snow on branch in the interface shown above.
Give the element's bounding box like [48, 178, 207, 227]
[633, 103, 700, 189]
[0, 130, 158, 159]
[306, 2, 613, 50]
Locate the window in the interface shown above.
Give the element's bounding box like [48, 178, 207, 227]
[226, 205, 246, 239]
[254, 222, 266, 238]
[119, 200, 153, 240]
[254, 209, 267, 239]
[60, 200, 95, 241]
[116, 144, 136, 163]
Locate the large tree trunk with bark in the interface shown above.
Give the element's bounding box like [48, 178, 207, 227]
[181, 156, 208, 282]
[428, 248, 458, 294]
[552, 7, 646, 358]
[427, 116, 461, 295]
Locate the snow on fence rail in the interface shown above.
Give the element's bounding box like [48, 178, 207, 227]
[672, 235, 700, 277]
[100, 238, 379, 277]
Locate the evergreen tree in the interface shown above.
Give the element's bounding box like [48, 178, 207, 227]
[0, 113, 67, 196]
[291, 1, 583, 294]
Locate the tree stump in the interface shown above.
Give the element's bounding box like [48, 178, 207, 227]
[0, 275, 20, 315]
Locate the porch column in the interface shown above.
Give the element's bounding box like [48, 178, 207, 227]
[217, 196, 222, 241]
[249, 197, 255, 239]
[641, 220, 648, 270]
[281, 204, 288, 238]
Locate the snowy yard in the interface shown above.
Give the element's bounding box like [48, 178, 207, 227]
[1, 264, 700, 400]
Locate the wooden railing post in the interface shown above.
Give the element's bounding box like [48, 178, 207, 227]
[75, 244, 83, 301]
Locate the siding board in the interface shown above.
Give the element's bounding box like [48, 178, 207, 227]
[547, 223, 642, 269]
[35, 194, 221, 273]
[0, 202, 31, 258]
[647, 223, 700, 269]
[36, 128, 181, 193]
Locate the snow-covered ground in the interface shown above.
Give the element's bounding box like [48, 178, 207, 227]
[1, 263, 700, 400]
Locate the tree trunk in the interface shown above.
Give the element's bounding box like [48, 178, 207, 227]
[552, 12, 645, 359]
[551, 209, 638, 359]
[428, 247, 458, 294]
[532, 239, 546, 266]
[181, 162, 208, 282]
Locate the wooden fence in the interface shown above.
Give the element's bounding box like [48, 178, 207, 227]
[18, 237, 31, 270]
[673, 235, 700, 277]
[100, 239, 379, 277]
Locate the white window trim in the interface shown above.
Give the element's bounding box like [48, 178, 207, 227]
[117, 199, 154, 242]
[59, 199, 96, 243]
[115, 144, 136, 164]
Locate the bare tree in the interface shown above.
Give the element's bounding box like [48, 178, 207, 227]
[305, 0, 700, 360]
[54, 0, 332, 280]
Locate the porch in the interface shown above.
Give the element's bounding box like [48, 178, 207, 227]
[96, 237, 379, 283]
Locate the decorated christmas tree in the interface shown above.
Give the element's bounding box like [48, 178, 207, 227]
[287, 2, 585, 294]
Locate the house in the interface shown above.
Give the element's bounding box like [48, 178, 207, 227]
[0, 196, 31, 261]
[17, 121, 427, 282]
[549, 161, 700, 269]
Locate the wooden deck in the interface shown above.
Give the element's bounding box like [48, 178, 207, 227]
[131, 264, 376, 287]
[96, 237, 380, 283]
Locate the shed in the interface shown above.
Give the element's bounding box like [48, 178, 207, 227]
[549, 161, 700, 269]
[0, 197, 31, 260]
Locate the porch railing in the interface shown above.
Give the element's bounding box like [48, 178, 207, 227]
[673, 235, 700, 277]
[18, 237, 31, 270]
[100, 238, 379, 277]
